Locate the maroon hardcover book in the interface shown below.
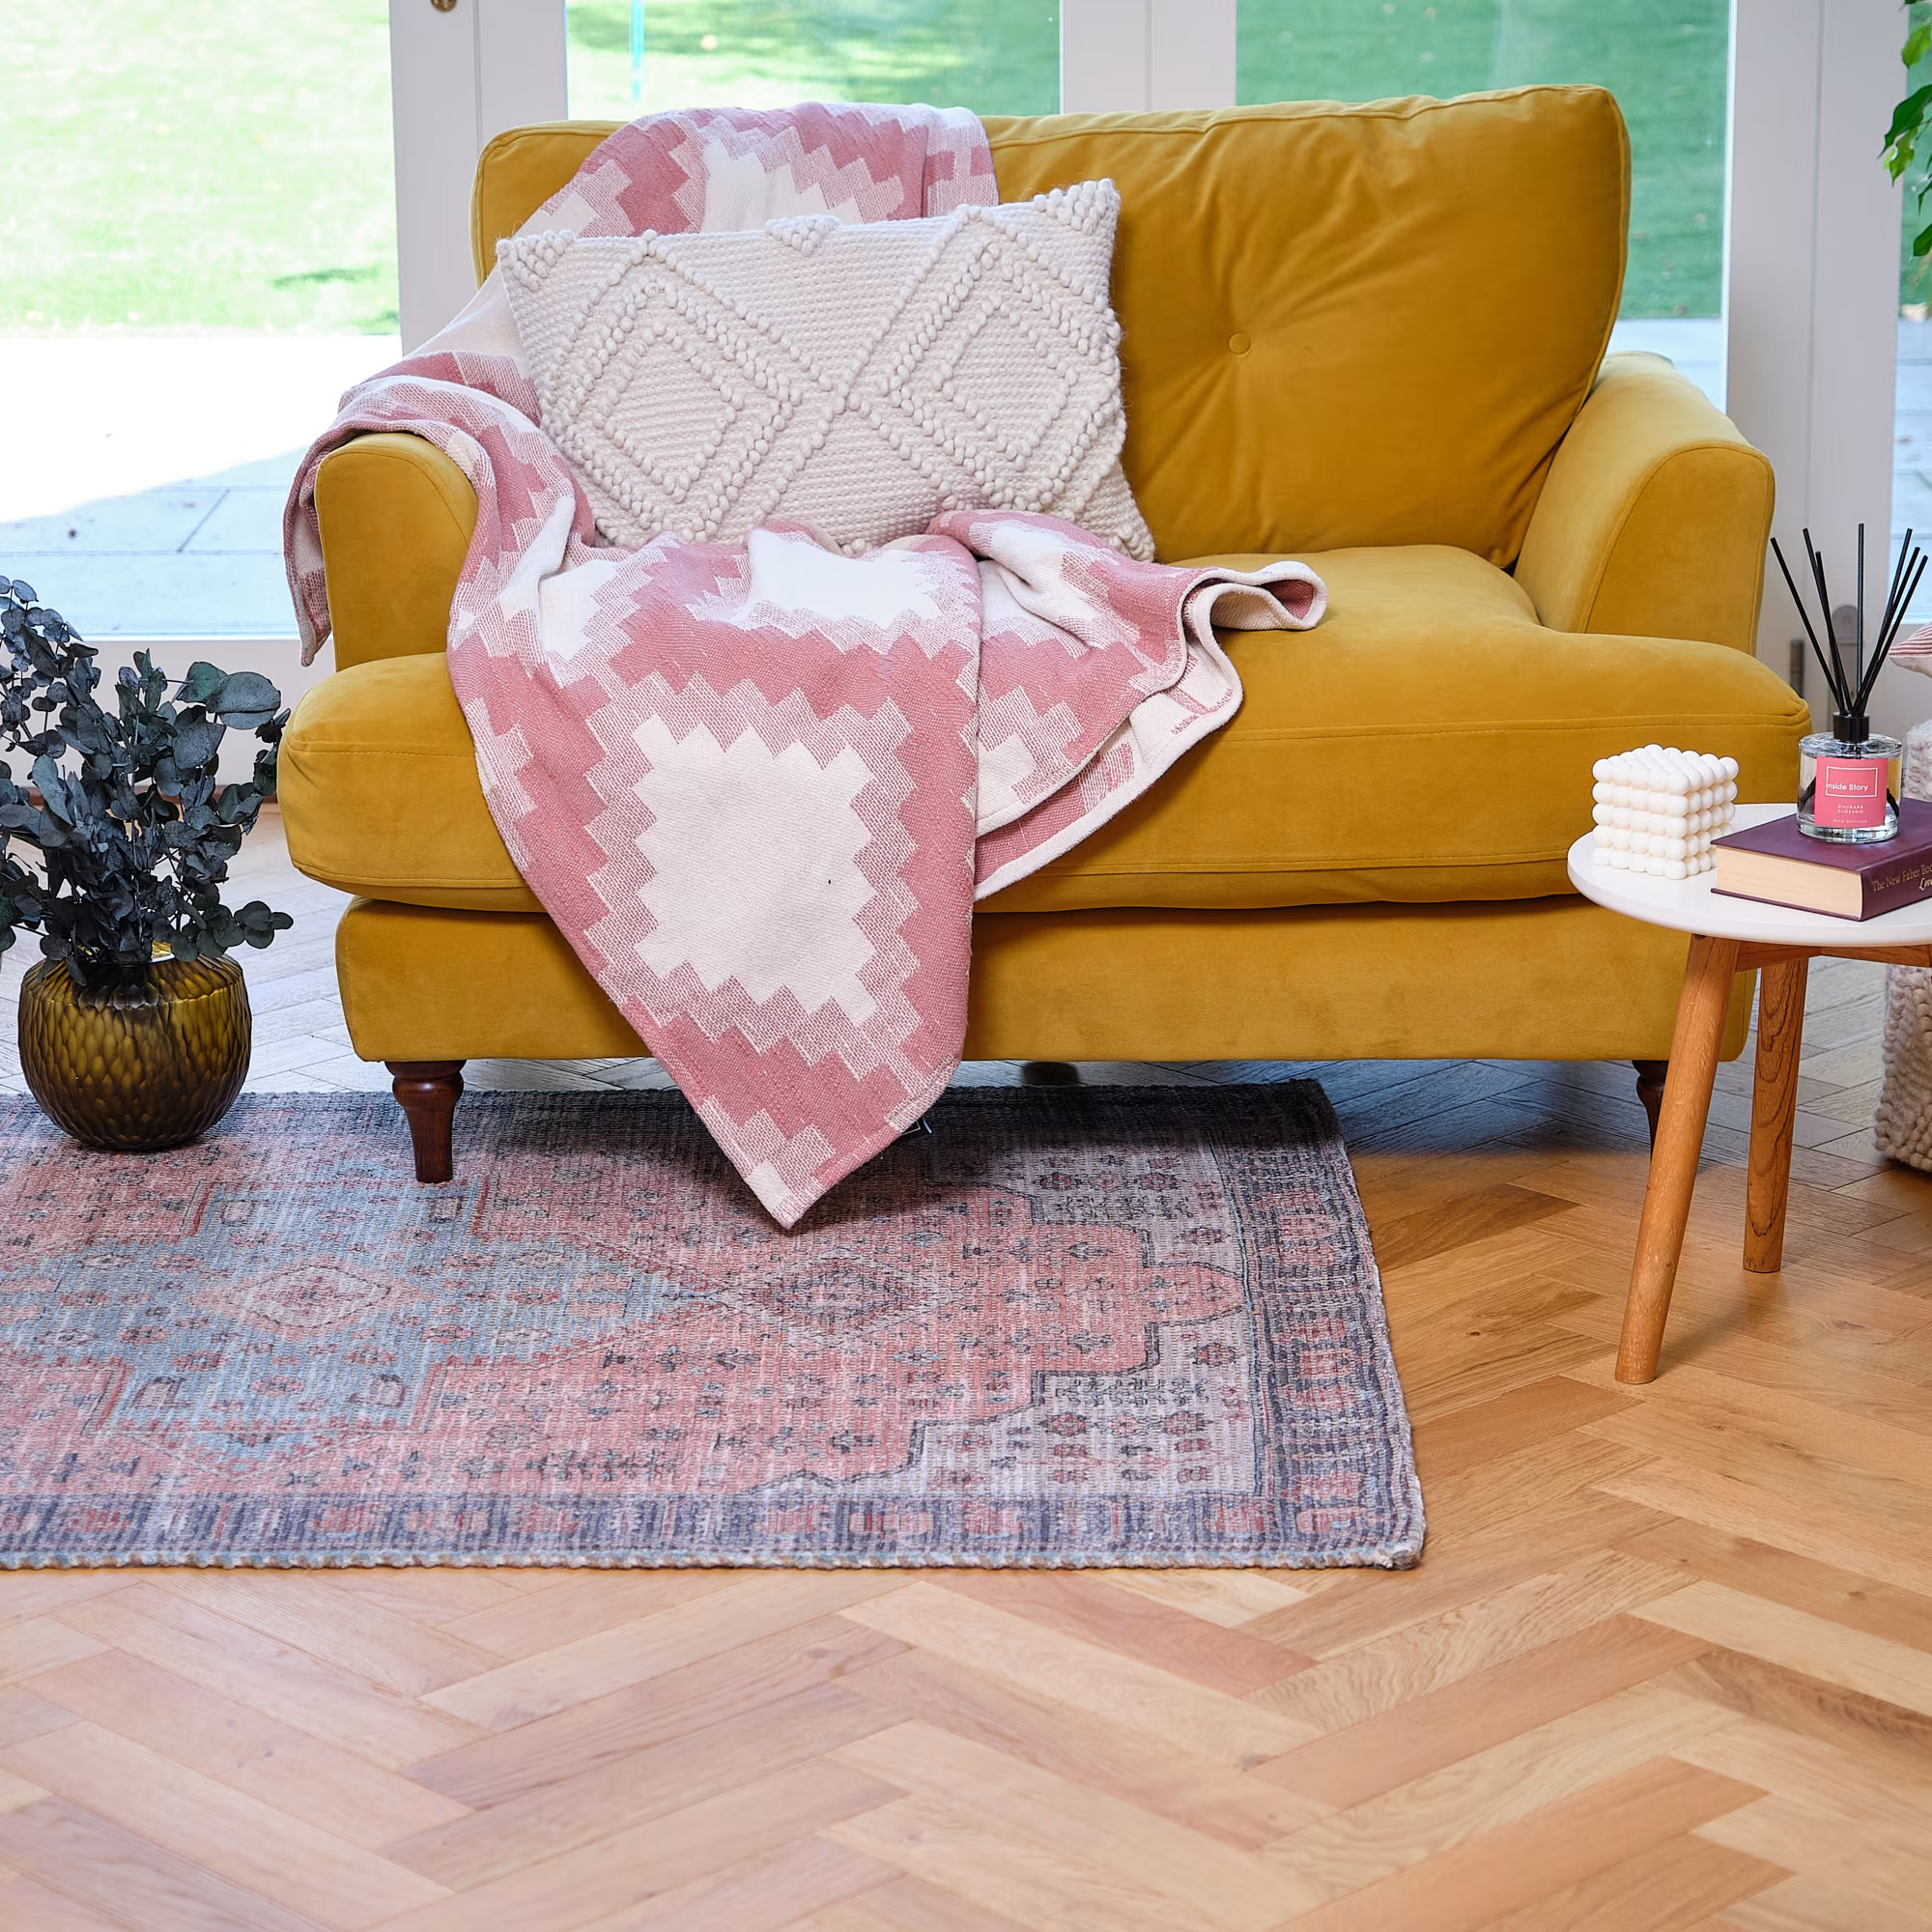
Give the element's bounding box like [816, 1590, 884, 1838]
[1712, 800, 1932, 920]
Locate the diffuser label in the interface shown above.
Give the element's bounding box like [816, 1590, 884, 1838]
[1814, 756, 1889, 828]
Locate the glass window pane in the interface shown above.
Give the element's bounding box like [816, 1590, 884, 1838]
[0, 1, 400, 641]
[1236, 2, 1728, 332]
[567, 2, 1060, 121]
[1897, 29, 1932, 627]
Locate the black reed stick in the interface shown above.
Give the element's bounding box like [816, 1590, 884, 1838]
[1776, 526, 1929, 727]
[1771, 538, 1851, 711]
[1811, 546, 1849, 707]
[1875, 549, 1924, 658]
[1823, 559, 1851, 704]
[1889, 549, 1928, 653]
[1857, 547, 1929, 715]
[1804, 530, 1850, 708]
[1877, 526, 1916, 659]
[1900, 548, 1928, 642]
[1858, 523, 1866, 699]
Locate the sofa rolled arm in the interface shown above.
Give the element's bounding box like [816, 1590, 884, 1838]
[314, 432, 478, 668]
[1515, 352, 1774, 651]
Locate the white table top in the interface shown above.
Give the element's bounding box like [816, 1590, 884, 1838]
[1568, 801, 1932, 946]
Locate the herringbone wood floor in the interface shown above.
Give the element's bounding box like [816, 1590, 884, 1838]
[1, 815, 1929, 1930]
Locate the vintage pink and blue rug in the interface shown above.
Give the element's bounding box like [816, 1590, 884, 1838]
[0, 1084, 1424, 1571]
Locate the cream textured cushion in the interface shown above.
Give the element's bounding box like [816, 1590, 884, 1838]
[497, 180, 1154, 558]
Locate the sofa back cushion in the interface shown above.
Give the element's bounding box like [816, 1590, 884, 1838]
[472, 87, 1627, 567]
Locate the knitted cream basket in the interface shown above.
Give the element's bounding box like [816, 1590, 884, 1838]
[1875, 717, 1932, 1167]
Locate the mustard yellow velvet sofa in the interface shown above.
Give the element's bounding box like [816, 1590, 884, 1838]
[280, 87, 1811, 1179]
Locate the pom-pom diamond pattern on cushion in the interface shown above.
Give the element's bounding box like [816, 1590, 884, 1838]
[497, 179, 1154, 560]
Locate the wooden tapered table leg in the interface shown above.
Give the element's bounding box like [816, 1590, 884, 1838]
[1572, 806, 1932, 1384]
[1617, 934, 1742, 1384]
[1744, 955, 1809, 1274]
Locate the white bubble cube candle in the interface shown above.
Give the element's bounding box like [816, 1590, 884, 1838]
[1590, 745, 1738, 879]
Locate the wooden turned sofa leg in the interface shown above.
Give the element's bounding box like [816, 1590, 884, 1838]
[387, 1061, 466, 1182]
[1633, 1060, 1667, 1151]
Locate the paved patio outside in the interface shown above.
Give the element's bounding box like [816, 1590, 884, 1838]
[0, 318, 1924, 641]
[0, 335, 398, 639]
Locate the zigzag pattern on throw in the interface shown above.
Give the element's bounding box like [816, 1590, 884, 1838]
[283, 106, 1327, 1224]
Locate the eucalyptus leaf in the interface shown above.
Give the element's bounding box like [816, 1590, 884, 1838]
[211, 670, 278, 717]
[170, 714, 223, 772]
[0, 582, 292, 983]
[178, 661, 226, 704]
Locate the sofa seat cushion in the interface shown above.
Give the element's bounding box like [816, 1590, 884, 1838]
[281, 655, 546, 915]
[280, 545, 1810, 916]
[995, 546, 1809, 911]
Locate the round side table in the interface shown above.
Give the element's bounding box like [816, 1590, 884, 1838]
[1568, 803, 1932, 1384]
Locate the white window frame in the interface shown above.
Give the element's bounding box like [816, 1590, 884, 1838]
[389, 0, 567, 349]
[1062, 0, 1236, 113]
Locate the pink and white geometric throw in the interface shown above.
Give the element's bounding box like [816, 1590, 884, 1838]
[285, 106, 1327, 1224]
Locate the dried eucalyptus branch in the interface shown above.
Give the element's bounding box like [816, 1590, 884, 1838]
[0, 576, 293, 990]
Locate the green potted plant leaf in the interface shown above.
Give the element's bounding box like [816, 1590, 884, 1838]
[1, 577, 293, 1149]
[1888, 3, 1932, 288]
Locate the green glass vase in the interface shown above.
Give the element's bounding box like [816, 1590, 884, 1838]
[17, 954, 251, 1151]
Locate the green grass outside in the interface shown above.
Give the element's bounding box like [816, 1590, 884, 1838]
[1238, 0, 1729, 318]
[568, 0, 1725, 318]
[18, 1, 1904, 334]
[0, 0, 397, 333]
[565, 0, 1060, 119]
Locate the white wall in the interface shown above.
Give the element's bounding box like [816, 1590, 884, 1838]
[1726, 0, 1906, 737]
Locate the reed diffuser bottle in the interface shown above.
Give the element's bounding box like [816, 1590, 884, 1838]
[1772, 523, 1922, 844]
[1798, 712, 1901, 842]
